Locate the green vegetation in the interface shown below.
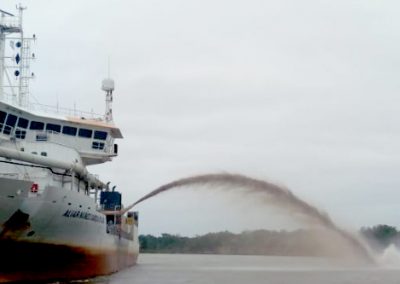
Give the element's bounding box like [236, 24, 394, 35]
[140, 229, 348, 256]
[139, 225, 400, 256]
[361, 224, 399, 252]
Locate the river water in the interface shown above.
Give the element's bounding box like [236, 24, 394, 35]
[81, 253, 400, 284]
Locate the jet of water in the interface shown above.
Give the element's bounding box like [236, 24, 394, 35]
[121, 173, 374, 263]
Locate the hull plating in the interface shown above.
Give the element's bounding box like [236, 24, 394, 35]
[0, 240, 138, 282]
[0, 178, 140, 282]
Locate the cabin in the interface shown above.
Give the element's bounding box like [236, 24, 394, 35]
[0, 101, 121, 166]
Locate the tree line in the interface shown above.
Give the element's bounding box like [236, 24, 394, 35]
[360, 224, 400, 252]
[139, 225, 400, 256]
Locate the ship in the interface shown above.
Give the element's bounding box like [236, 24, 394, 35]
[0, 6, 139, 282]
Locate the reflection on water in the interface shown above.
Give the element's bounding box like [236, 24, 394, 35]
[64, 253, 400, 284]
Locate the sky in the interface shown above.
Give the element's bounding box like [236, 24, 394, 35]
[2, 0, 400, 236]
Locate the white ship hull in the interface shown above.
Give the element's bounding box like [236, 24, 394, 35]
[0, 7, 139, 282]
[0, 177, 139, 282]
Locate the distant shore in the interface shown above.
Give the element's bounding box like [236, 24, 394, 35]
[139, 225, 398, 256]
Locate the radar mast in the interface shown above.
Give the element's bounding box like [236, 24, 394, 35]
[0, 5, 35, 108]
[102, 57, 114, 123]
[102, 78, 114, 122]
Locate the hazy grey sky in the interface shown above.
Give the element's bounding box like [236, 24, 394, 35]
[3, 0, 400, 235]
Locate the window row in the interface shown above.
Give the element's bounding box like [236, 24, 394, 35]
[92, 141, 105, 150]
[0, 111, 108, 140]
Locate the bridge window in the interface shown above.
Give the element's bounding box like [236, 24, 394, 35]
[15, 130, 26, 139]
[17, 117, 29, 129]
[62, 126, 77, 136]
[3, 114, 17, 135]
[92, 141, 105, 150]
[3, 126, 11, 135]
[6, 114, 17, 127]
[30, 121, 44, 130]
[79, 128, 92, 138]
[94, 131, 107, 140]
[46, 123, 61, 133]
[0, 111, 6, 132]
[0, 111, 6, 122]
[0, 111, 6, 124]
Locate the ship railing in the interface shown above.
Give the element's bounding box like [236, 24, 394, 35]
[0, 17, 20, 29]
[29, 103, 105, 121]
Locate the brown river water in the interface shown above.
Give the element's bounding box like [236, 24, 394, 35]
[72, 253, 400, 284]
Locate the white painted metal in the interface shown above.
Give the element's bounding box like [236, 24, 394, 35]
[0, 12, 7, 102]
[17, 6, 24, 107]
[102, 78, 114, 122]
[0, 5, 33, 108]
[0, 178, 139, 255]
[0, 6, 138, 273]
[0, 145, 105, 188]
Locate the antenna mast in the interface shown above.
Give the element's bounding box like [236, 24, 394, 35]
[0, 5, 35, 108]
[101, 56, 114, 123]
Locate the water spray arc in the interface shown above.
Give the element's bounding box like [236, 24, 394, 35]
[107, 173, 374, 263]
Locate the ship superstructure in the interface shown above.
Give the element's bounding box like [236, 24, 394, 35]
[0, 6, 139, 282]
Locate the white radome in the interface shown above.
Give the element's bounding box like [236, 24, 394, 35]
[102, 78, 115, 92]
